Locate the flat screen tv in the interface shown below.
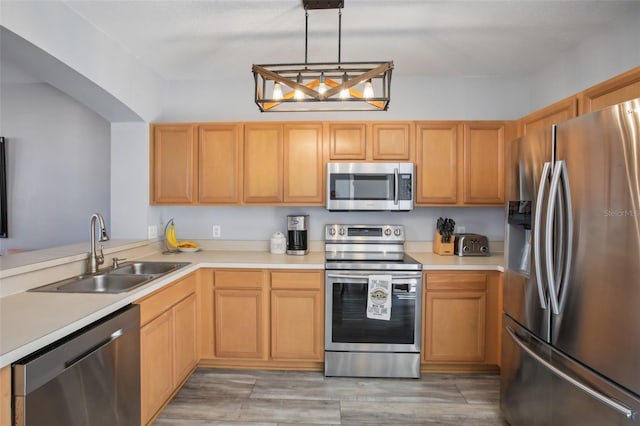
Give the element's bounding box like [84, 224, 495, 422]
[0, 137, 7, 238]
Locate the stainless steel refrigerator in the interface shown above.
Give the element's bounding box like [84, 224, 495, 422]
[502, 98, 640, 425]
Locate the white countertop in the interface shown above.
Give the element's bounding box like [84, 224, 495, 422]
[0, 246, 502, 368]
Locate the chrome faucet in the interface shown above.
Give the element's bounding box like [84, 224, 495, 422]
[88, 213, 110, 274]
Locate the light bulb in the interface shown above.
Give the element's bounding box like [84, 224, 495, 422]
[294, 74, 305, 100]
[340, 73, 350, 99]
[363, 79, 374, 99]
[318, 72, 327, 95]
[272, 82, 283, 100]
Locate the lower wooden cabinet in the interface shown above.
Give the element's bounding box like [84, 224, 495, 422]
[0, 365, 10, 426]
[200, 269, 324, 368]
[137, 274, 197, 425]
[422, 270, 502, 372]
[270, 271, 324, 361]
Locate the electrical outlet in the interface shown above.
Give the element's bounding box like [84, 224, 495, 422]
[148, 225, 158, 239]
[457, 225, 466, 234]
[212, 225, 221, 238]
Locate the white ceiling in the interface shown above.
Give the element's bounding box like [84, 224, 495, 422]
[60, 0, 639, 82]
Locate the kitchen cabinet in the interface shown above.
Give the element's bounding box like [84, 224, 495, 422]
[244, 123, 324, 205]
[213, 270, 268, 359]
[137, 273, 197, 425]
[151, 123, 242, 205]
[151, 124, 197, 204]
[197, 268, 324, 369]
[270, 270, 324, 361]
[519, 96, 578, 136]
[415, 121, 511, 206]
[327, 122, 414, 161]
[578, 66, 640, 115]
[463, 122, 508, 205]
[422, 271, 502, 372]
[0, 366, 9, 426]
[198, 124, 243, 204]
[415, 122, 459, 204]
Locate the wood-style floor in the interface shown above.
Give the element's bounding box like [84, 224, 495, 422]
[154, 368, 508, 425]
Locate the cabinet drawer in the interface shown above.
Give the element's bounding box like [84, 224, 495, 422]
[215, 270, 264, 288]
[136, 274, 196, 326]
[271, 270, 323, 290]
[426, 272, 487, 291]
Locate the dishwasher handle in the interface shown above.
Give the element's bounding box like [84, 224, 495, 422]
[64, 328, 123, 369]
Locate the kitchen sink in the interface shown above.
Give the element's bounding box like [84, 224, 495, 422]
[30, 261, 190, 294]
[111, 261, 189, 276]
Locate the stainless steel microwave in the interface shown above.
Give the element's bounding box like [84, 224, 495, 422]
[326, 162, 414, 211]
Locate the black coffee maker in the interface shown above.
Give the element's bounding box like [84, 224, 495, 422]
[286, 215, 309, 255]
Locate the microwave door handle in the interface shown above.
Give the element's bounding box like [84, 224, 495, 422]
[394, 168, 399, 205]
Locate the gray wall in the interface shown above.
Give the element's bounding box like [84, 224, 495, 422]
[0, 58, 110, 253]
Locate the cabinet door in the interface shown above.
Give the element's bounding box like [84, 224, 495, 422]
[579, 67, 640, 115]
[283, 123, 324, 203]
[424, 291, 486, 363]
[198, 124, 242, 204]
[371, 122, 413, 160]
[270, 271, 323, 361]
[214, 289, 266, 359]
[243, 124, 283, 203]
[0, 366, 10, 426]
[151, 124, 197, 204]
[328, 123, 367, 160]
[415, 122, 459, 204]
[173, 293, 198, 385]
[140, 310, 173, 424]
[462, 122, 505, 205]
[520, 96, 578, 136]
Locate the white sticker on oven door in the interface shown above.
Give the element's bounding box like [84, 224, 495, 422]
[367, 275, 392, 320]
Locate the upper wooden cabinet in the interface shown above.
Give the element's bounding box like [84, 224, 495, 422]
[198, 124, 243, 204]
[243, 124, 284, 203]
[416, 121, 511, 206]
[151, 123, 242, 205]
[519, 96, 578, 136]
[151, 124, 197, 204]
[328, 122, 367, 160]
[579, 66, 640, 115]
[284, 123, 324, 203]
[415, 122, 459, 204]
[244, 122, 324, 205]
[463, 122, 508, 205]
[327, 122, 414, 161]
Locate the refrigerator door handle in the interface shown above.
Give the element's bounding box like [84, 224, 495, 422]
[533, 161, 552, 310]
[557, 160, 574, 311]
[506, 326, 635, 420]
[546, 160, 572, 314]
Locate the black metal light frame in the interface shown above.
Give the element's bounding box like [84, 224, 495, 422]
[252, 0, 393, 112]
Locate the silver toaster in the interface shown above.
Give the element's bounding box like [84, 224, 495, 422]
[454, 233, 490, 256]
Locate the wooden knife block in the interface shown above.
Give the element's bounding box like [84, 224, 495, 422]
[433, 232, 454, 256]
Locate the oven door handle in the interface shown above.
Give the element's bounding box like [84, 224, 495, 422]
[326, 273, 421, 280]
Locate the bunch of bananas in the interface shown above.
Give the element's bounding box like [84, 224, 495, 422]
[165, 220, 199, 249]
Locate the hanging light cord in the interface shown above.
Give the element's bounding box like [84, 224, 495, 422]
[304, 9, 309, 65]
[338, 8, 342, 64]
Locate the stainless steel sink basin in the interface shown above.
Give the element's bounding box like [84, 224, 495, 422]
[111, 261, 189, 276]
[30, 261, 190, 294]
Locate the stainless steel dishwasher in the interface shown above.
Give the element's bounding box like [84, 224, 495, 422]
[13, 305, 140, 426]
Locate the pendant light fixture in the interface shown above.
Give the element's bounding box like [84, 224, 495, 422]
[252, 0, 393, 112]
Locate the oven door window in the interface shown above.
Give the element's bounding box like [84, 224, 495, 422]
[330, 280, 417, 345]
[330, 174, 394, 201]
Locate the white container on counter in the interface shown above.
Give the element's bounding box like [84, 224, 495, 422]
[270, 232, 287, 254]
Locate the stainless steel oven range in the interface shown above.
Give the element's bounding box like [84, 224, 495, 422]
[324, 224, 423, 378]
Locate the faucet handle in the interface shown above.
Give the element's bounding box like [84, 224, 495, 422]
[112, 257, 126, 269]
[97, 245, 105, 266]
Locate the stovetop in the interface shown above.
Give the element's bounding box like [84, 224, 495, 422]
[324, 224, 422, 271]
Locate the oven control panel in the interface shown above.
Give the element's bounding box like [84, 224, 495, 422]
[325, 224, 405, 242]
